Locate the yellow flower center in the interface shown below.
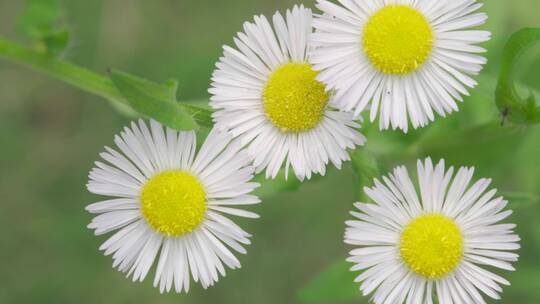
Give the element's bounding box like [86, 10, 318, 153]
[363, 5, 434, 75]
[400, 214, 463, 279]
[263, 63, 329, 133]
[141, 171, 206, 237]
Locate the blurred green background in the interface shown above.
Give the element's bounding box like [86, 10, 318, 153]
[1, 0, 540, 303]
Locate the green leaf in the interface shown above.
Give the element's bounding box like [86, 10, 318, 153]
[0, 37, 213, 123]
[496, 28, 540, 124]
[299, 260, 363, 303]
[18, 0, 69, 56]
[350, 149, 380, 202]
[41, 29, 69, 56]
[122, 74, 178, 103]
[500, 191, 539, 209]
[182, 103, 214, 127]
[111, 70, 199, 131]
[18, 0, 62, 38]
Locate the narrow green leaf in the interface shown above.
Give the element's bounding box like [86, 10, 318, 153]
[299, 260, 363, 303]
[350, 149, 380, 201]
[111, 70, 198, 131]
[496, 28, 540, 124]
[119, 73, 178, 103]
[18, 0, 69, 56]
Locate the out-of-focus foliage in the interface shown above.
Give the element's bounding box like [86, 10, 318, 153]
[5, 0, 213, 131]
[0, 1, 540, 304]
[299, 260, 363, 303]
[253, 171, 302, 199]
[17, 0, 69, 56]
[496, 28, 540, 124]
[350, 147, 380, 201]
[502, 191, 540, 209]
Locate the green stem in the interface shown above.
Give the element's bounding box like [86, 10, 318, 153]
[0, 37, 212, 125]
[495, 28, 540, 124]
[0, 37, 136, 115]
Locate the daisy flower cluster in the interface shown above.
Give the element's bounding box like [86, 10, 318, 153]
[82, 1, 520, 303]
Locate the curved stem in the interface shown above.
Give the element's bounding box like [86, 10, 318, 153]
[0, 36, 213, 125]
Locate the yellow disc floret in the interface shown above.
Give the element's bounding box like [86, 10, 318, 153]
[141, 171, 206, 237]
[363, 5, 434, 75]
[400, 214, 463, 279]
[263, 63, 329, 133]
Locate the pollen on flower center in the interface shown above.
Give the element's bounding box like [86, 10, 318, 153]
[400, 214, 463, 279]
[263, 63, 329, 133]
[141, 171, 206, 237]
[363, 5, 434, 75]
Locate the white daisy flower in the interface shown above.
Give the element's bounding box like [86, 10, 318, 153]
[345, 158, 520, 303]
[86, 119, 260, 293]
[209, 5, 366, 181]
[311, 0, 491, 132]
